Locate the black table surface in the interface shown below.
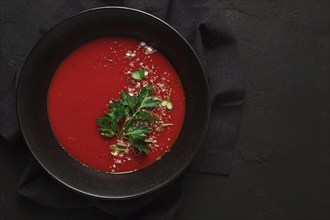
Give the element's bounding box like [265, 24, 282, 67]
[1, 1, 329, 220]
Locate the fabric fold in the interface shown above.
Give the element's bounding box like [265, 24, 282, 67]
[0, 70, 20, 144]
[18, 159, 91, 209]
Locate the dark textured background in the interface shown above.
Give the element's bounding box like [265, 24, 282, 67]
[1, 1, 329, 220]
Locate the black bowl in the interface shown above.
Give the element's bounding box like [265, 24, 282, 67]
[17, 7, 210, 199]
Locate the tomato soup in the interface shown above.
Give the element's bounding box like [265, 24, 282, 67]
[47, 37, 185, 173]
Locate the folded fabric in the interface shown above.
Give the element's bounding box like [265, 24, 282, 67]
[18, 159, 183, 220]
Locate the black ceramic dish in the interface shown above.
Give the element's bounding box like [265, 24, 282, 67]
[17, 7, 209, 199]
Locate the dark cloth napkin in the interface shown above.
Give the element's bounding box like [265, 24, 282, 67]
[0, 0, 244, 219]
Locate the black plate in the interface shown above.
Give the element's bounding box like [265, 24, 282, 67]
[17, 7, 210, 199]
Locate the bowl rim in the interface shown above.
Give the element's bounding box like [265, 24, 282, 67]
[17, 6, 210, 199]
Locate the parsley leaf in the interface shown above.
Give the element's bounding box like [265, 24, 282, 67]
[138, 86, 152, 102]
[135, 111, 159, 121]
[132, 67, 145, 80]
[96, 118, 115, 137]
[110, 145, 129, 156]
[161, 89, 173, 110]
[141, 96, 160, 108]
[125, 125, 149, 142]
[121, 91, 138, 110]
[161, 100, 173, 110]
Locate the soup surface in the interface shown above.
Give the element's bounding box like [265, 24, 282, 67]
[48, 37, 185, 173]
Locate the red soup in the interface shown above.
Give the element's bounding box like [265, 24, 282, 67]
[47, 37, 185, 173]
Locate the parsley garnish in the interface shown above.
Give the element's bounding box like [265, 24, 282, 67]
[161, 89, 173, 110]
[96, 86, 160, 154]
[132, 67, 146, 80]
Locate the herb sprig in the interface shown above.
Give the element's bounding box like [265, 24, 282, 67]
[96, 86, 161, 154]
